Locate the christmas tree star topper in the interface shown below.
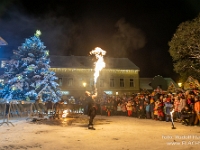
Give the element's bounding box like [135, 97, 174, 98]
[35, 30, 41, 37]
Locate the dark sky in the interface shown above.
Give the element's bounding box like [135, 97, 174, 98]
[1, 0, 200, 81]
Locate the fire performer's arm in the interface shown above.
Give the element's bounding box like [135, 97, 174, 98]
[92, 84, 97, 100]
[92, 94, 97, 100]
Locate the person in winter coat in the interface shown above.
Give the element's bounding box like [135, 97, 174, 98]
[157, 101, 164, 121]
[194, 96, 200, 126]
[177, 96, 186, 122]
[181, 105, 194, 126]
[121, 101, 127, 116]
[149, 97, 155, 119]
[135, 100, 140, 118]
[126, 100, 133, 117]
[154, 100, 160, 120]
[138, 105, 145, 119]
[173, 96, 180, 121]
[164, 100, 173, 122]
[145, 101, 151, 119]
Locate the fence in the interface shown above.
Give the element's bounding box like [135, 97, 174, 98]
[0, 102, 84, 121]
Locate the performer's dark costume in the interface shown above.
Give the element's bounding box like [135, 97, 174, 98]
[86, 94, 96, 130]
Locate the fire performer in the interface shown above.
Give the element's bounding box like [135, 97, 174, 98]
[85, 91, 97, 130]
[86, 47, 106, 130]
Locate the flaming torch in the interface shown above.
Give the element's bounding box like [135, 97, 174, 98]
[90, 47, 106, 96]
[62, 110, 68, 118]
[170, 108, 176, 129]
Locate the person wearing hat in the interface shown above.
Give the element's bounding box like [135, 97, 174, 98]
[85, 91, 97, 130]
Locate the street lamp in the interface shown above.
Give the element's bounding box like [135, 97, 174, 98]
[83, 82, 87, 88]
[178, 83, 182, 88]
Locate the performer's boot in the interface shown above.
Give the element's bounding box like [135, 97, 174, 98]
[88, 124, 95, 130]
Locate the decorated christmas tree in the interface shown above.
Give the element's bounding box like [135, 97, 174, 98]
[0, 31, 62, 102]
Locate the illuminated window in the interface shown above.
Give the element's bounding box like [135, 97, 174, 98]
[110, 78, 114, 87]
[130, 79, 134, 87]
[100, 79, 104, 87]
[120, 78, 124, 87]
[66, 78, 73, 86]
[1, 60, 7, 68]
[58, 78, 62, 86]
[61, 91, 69, 95]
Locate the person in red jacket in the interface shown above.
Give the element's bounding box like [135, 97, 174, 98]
[194, 96, 200, 126]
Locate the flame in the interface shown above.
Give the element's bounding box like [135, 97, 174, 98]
[90, 47, 106, 83]
[62, 110, 68, 118]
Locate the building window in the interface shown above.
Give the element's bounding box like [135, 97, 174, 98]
[130, 79, 134, 87]
[110, 79, 114, 87]
[100, 79, 104, 87]
[1, 60, 7, 68]
[67, 78, 73, 87]
[120, 78, 124, 87]
[58, 78, 62, 86]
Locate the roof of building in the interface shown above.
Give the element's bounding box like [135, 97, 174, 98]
[140, 77, 178, 91]
[165, 78, 179, 89]
[49, 55, 140, 70]
[0, 37, 8, 45]
[139, 78, 153, 90]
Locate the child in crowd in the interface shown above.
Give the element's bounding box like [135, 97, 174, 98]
[138, 105, 145, 119]
[116, 103, 122, 116]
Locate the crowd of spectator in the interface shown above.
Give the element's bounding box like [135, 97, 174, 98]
[85, 87, 200, 127]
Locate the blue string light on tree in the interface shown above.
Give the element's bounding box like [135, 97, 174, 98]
[0, 30, 62, 102]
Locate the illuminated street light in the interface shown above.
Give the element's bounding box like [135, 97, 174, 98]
[83, 82, 87, 87]
[178, 83, 182, 87]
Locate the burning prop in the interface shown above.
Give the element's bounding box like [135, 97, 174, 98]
[90, 47, 106, 96]
[62, 110, 68, 118]
[170, 108, 176, 129]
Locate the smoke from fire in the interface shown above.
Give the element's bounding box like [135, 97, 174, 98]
[0, 7, 146, 58]
[111, 18, 146, 57]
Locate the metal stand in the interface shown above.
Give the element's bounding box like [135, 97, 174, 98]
[0, 103, 14, 127]
[26, 103, 33, 121]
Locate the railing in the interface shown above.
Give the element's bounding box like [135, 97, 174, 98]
[0, 103, 84, 121]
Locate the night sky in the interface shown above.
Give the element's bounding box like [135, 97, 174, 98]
[0, 0, 200, 81]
